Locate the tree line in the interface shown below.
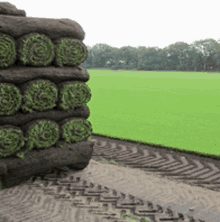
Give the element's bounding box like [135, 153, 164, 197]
[81, 38, 220, 72]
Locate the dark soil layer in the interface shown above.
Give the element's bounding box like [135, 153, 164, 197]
[0, 65, 90, 85]
[0, 15, 85, 41]
[0, 105, 90, 127]
[0, 140, 94, 189]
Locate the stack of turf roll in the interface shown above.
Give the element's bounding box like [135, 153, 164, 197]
[0, 2, 94, 189]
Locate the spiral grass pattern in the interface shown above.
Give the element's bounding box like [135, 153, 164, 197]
[16, 120, 60, 159]
[27, 119, 59, 149]
[54, 38, 88, 67]
[17, 32, 55, 66]
[0, 33, 17, 68]
[21, 79, 58, 113]
[0, 125, 27, 158]
[60, 118, 92, 143]
[59, 81, 91, 110]
[0, 83, 22, 116]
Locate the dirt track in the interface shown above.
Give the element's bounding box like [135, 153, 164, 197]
[1, 135, 220, 222]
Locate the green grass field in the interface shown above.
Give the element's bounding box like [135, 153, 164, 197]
[86, 70, 220, 159]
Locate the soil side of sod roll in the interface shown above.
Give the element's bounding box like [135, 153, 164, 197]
[0, 140, 94, 189]
[0, 65, 90, 85]
[0, 2, 26, 17]
[0, 15, 85, 41]
[0, 105, 90, 127]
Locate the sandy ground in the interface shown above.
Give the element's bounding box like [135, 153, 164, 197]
[70, 159, 220, 222]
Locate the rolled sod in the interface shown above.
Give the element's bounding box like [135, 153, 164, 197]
[0, 33, 17, 68]
[16, 32, 55, 67]
[0, 125, 27, 158]
[53, 38, 88, 67]
[0, 15, 85, 42]
[0, 66, 90, 85]
[0, 2, 26, 17]
[0, 140, 94, 189]
[0, 82, 22, 116]
[20, 79, 58, 113]
[59, 118, 93, 143]
[57, 81, 92, 110]
[16, 119, 60, 159]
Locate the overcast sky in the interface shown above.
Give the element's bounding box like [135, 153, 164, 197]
[9, 0, 220, 49]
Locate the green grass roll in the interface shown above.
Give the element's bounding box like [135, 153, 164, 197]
[20, 79, 58, 113]
[0, 83, 22, 116]
[0, 125, 27, 158]
[16, 119, 60, 159]
[17, 32, 55, 66]
[53, 38, 88, 67]
[0, 33, 17, 68]
[59, 118, 92, 143]
[57, 81, 91, 110]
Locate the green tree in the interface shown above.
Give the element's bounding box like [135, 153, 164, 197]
[191, 39, 220, 71]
